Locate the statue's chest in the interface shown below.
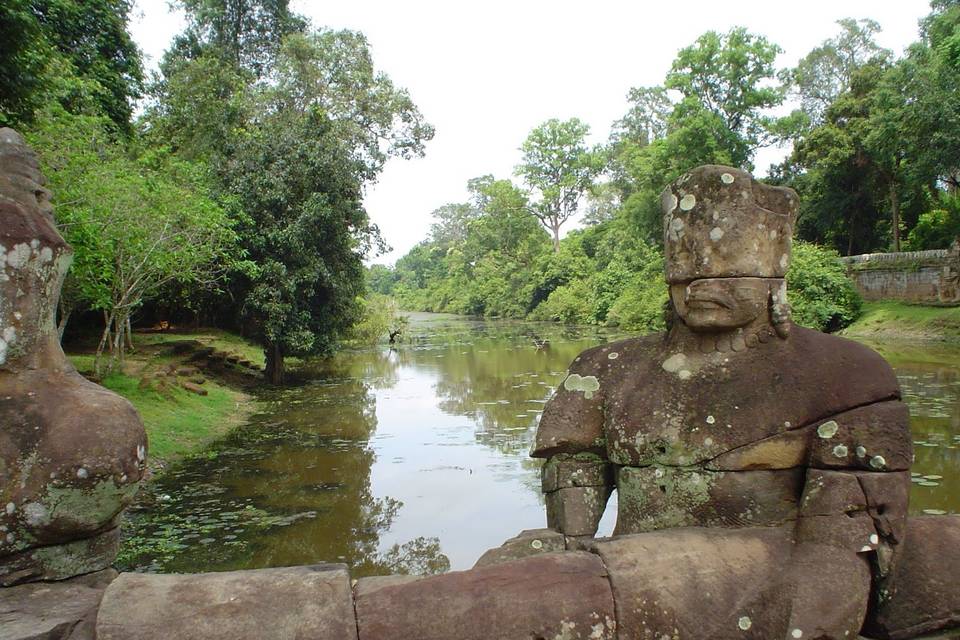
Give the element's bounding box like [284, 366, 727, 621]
[602, 354, 806, 466]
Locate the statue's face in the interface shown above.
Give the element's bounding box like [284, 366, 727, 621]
[670, 278, 769, 332]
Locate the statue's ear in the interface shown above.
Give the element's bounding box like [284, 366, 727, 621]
[769, 280, 791, 339]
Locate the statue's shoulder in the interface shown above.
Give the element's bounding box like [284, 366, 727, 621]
[532, 334, 663, 459]
[787, 325, 900, 398]
[565, 334, 663, 379]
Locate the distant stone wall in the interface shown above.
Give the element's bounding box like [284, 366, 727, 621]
[842, 243, 960, 304]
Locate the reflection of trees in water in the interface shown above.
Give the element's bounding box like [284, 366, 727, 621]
[379, 536, 450, 575]
[419, 324, 622, 456]
[124, 369, 449, 577]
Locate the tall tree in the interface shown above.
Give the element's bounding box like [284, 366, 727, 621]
[173, 0, 305, 78]
[665, 27, 783, 159]
[782, 18, 891, 127]
[150, 6, 434, 382]
[516, 118, 602, 252]
[0, 0, 143, 131]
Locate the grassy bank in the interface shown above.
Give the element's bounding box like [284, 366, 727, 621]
[67, 330, 264, 469]
[843, 301, 960, 343]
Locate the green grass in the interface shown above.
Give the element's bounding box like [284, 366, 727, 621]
[98, 372, 250, 464]
[843, 301, 960, 343]
[66, 337, 254, 467]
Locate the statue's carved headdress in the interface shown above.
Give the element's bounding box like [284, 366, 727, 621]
[661, 165, 798, 284]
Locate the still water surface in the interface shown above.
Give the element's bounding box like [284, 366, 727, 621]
[119, 314, 960, 576]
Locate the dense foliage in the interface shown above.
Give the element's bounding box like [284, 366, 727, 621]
[1, 0, 432, 382]
[3, 1, 957, 380]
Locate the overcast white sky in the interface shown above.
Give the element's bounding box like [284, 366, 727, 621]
[130, 0, 932, 264]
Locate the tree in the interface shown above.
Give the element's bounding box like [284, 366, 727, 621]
[608, 28, 785, 242]
[781, 18, 891, 127]
[516, 118, 602, 252]
[429, 202, 480, 249]
[0, 0, 143, 131]
[665, 27, 783, 158]
[29, 107, 238, 374]
[172, 0, 305, 78]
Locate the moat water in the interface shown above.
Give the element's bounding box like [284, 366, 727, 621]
[118, 314, 960, 576]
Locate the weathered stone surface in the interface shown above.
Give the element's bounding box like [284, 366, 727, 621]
[615, 466, 803, 534]
[541, 454, 612, 492]
[532, 164, 913, 637]
[96, 564, 357, 640]
[0, 129, 146, 585]
[662, 165, 798, 283]
[355, 552, 615, 640]
[0, 568, 116, 640]
[864, 516, 960, 640]
[594, 526, 794, 639]
[473, 528, 566, 567]
[351, 574, 423, 597]
[0, 528, 120, 587]
[545, 486, 611, 537]
[807, 401, 913, 471]
[785, 542, 872, 640]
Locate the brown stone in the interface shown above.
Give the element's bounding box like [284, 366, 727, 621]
[541, 455, 612, 492]
[807, 401, 913, 471]
[1, 528, 120, 587]
[351, 574, 423, 598]
[473, 528, 566, 567]
[662, 165, 798, 283]
[0, 129, 146, 585]
[864, 516, 960, 640]
[615, 466, 803, 534]
[180, 380, 207, 396]
[96, 564, 357, 640]
[545, 486, 612, 536]
[355, 552, 615, 640]
[0, 568, 116, 640]
[594, 526, 794, 639]
[785, 542, 872, 639]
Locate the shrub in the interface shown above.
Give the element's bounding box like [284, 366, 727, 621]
[787, 240, 862, 332]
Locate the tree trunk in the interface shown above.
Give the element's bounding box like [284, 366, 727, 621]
[125, 316, 135, 352]
[551, 223, 560, 253]
[57, 301, 72, 342]
[94, 310, 113, 379]
[264, 342, 285, 385]
[890, 180, 901, 253]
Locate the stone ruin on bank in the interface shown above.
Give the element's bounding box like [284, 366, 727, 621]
[1, 130, 959, 640]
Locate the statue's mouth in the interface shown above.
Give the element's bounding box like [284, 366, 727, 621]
[686, 295, 731, 310]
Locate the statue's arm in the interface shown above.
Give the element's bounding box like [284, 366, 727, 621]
[532, 361, 612, 539]
[785, 399, 913, 638]
[541, 453, 613, 538]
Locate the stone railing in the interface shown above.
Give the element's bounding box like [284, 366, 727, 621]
[842, 243, 960, 304]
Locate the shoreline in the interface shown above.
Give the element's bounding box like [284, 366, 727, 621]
[842, 301, 960, 346]
[66, 329, 265, 472]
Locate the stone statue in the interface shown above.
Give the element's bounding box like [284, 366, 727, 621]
[532, 165, 913, 638]
[0, 128, 147, 586]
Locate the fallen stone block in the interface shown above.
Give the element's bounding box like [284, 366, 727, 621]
[863, 516, 960, 640]
[179, 381, 208, 396]
[592, 525, 795, 639]
[0, 568, 116, 640]
[355, 551, 615, 640]
[96, 564, 357, 640]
